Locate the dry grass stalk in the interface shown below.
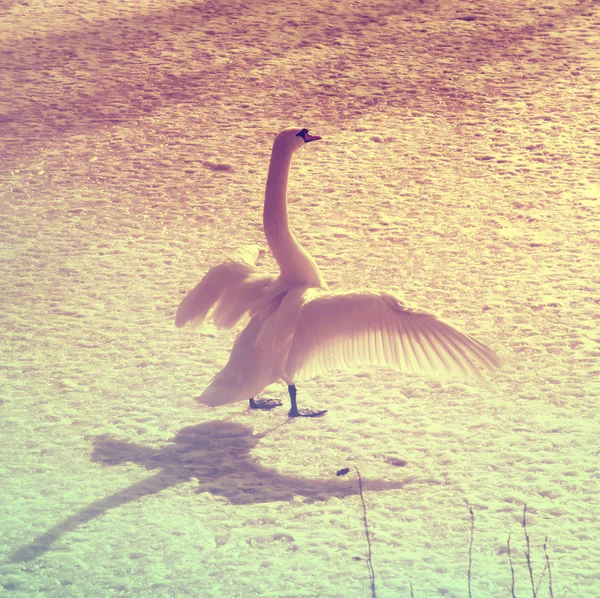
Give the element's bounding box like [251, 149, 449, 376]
[468, 507, 475, 598]
[355, 467, 376, 598]
[544, 535, 554, 598]
[507, 533, 517, 598]
[523, 504, 537, 597]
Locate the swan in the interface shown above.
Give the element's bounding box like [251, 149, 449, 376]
[175, 127, 500, 417]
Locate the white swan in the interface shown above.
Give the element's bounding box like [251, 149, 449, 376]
[175, 127, 500, 417]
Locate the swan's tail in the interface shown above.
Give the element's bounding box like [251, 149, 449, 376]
[195, 308, 278, 408]
[195, 370, 249, 407]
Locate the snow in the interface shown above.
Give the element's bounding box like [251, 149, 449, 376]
[1, 0, 599, 596]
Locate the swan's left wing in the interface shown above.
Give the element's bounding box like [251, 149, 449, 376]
[284, 291, 500, 383]
[175, 245, 276, 330]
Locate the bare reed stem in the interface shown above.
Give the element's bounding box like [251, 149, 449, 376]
[468, 507, 474, 598]
[355, 467, 376, 598]
[507, 533, 516, 598]
[523, 504, 537, 598]
[544, 535, 554, 598]
[534, 562, 547, 595]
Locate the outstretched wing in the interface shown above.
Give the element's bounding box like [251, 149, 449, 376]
[284, 291, 500, 383]
[175, 245, 277, 330]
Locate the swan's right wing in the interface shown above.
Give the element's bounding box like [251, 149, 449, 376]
[284, 291, 500, 383]
[175, 245, 277, 330]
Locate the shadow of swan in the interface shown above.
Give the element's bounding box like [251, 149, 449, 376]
[7, 421, 427, 563]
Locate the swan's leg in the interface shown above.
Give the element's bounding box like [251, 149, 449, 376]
[288, 384, 327, 418]
[249, 397, 282, 410]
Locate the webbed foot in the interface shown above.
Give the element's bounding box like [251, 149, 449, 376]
[288, 407, 328, 418]
[287, 384, 327, 418]
[249, 398, 282, 410]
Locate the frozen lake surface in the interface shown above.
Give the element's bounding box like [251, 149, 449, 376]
[1, 0, 599, 596]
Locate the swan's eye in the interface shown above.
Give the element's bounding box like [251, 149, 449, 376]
[296, 128, 309, 139]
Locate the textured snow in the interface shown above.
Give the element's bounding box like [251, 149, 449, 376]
[1, 0, 600, 596]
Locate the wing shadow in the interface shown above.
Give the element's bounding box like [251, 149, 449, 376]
[7, 421, 423, 563]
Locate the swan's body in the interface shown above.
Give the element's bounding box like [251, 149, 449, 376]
[176, 127, 500, 416]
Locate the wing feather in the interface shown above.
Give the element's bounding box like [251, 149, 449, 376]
[439, 325, 497, 379]
[399, 315, 419, 373]
[404, 316, 428, 372]
[398, 319, 418, 372]
[421, 321, 480, 380]
[393, 317, 410, 372]
[418, 320, 455, 373]
[343, 333, 353, 369]
[376, 322, 386, 366]
[414, 317, 437, 372]
[369, 326, 377, 366]
[382, 319, 394, 366]
[285, 291, 500, 383]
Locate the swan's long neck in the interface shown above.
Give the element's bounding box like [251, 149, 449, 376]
[263, 140, 325, 288]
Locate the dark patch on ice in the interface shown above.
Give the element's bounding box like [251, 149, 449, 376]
[201, 161, 234, 172]
[385, 457, 408, 467]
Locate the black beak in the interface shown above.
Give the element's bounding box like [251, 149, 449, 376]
[296, 128, 322, 143]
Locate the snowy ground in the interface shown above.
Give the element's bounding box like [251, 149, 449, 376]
[1, 0, 599, 596]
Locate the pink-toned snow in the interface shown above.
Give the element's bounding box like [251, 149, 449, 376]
[1, 0, 599, 596]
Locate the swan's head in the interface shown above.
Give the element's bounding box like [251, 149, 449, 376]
[274, 127, 322, 153]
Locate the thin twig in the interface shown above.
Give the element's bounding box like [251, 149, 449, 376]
[355, 467, 376, 598]
[410, 582, 415, 597]
[544, 535, 554, 598]
[507, 533, 516, 598]
[534, 562, 547, 595]
[523, 504, 537, 598]
[468, 507, 474, 598]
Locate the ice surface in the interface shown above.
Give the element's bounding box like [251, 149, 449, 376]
[1, 0, 599, 596]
